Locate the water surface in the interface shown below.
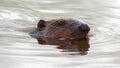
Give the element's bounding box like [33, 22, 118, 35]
[0, 0, 120, 68]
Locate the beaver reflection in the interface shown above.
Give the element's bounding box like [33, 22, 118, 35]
[36, 37, 90, 55]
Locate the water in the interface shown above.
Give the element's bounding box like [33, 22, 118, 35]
[0, 0, 120, 68]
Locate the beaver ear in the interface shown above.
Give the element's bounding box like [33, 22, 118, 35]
[37, 20, 46, 28]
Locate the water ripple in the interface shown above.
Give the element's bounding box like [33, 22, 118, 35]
[0, 0, 120, 68]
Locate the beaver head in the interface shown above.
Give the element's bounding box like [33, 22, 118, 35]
[36, 19, 90, 40]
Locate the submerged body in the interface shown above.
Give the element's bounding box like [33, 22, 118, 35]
[37, 37, 90, 55]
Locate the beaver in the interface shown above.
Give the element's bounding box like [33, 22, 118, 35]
[18, 19, 90, 54]
[30, 19, 90, 40]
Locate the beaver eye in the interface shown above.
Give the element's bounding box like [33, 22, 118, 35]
[54, 20, 66, 26]
[56, 22, 65, 26]
[71, 32, 74, 35]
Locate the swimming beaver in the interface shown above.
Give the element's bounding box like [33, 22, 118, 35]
[18, 19, 90, 54]
[31, 19, 90, 40]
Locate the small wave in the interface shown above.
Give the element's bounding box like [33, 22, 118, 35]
[37, 9, 71, 14]
[0, 10, 22, 20]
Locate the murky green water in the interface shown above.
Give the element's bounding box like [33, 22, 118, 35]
[0, 0, 120, 68]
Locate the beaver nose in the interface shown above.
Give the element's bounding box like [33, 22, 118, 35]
[79, 24, 90, 32]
